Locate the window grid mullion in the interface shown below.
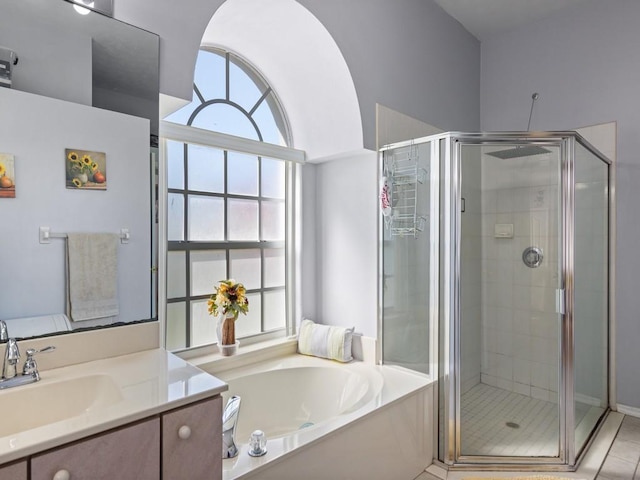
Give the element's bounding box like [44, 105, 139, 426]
[168, 285, 285, 304]
[225, 53, 230, 101]
[183, 142, 192, 348]
[258, 156, 265, 333]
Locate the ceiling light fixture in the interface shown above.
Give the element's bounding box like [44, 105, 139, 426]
[73, 0, 95, 15]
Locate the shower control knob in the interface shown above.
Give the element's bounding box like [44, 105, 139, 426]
[248, 430, 267, 457]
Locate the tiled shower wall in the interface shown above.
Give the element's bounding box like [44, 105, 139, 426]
[479, 181, 560, 402]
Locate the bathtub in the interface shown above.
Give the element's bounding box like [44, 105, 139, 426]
[205, 353, 435, 480]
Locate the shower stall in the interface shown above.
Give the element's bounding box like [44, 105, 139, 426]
[379, 132, 611, 470]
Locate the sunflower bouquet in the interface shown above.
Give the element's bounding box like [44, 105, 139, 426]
[207, 279, 249, 345]
[68, 151, 98, 186]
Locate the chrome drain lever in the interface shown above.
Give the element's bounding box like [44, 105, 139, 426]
[248, 430, 267, 457]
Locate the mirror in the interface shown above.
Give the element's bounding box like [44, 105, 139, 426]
[0, 0, 160, 339]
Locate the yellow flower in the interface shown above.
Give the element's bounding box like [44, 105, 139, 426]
[82, 155, 92, 167]
[72, 178, 82, 188]
[209, 279, 249, 318]
[91, 162, 98, 172]
[67, 151, 79, 162]
[0, 163, 5, 176]
[71, 161, 83, 171]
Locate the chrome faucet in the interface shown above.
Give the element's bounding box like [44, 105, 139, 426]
[0, 320, 8, 342]
[1, 338, 55, 390]
[222, 395, 241, 459]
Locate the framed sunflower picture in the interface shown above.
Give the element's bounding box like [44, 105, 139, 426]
[65, 148, 107, 190]
[0, 153, 16, 198]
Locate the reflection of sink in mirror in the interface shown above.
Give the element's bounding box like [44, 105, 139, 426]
[0, 375, 122, 437]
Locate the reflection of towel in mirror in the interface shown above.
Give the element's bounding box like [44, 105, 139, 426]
[66, 233, 119, 322]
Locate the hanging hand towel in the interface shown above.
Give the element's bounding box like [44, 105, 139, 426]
[66, 233, 119, 321]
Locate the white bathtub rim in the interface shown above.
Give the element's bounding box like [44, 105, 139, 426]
[204, 354, 434, 480]
[222, 365, 383, 440]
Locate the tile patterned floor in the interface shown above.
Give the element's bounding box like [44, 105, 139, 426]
[596, 415, 640, 480]
[415, 413, 640, 480]
[460, 383, 591, 457]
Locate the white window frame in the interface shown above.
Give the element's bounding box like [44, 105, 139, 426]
[158, 121, 305, 353]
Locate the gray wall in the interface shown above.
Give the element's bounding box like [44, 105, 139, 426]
[116, 0, 480, 151]
[0, 7, 92, 105]
[480, 0, 640, 407]
[297, 0, 480, 149]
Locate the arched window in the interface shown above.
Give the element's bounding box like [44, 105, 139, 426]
[165, 48, 290, 146]
[162, 48, 300, 352]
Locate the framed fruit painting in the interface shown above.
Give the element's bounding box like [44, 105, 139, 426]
[0, 153, 16, 198]
[65, 148, 107, 190]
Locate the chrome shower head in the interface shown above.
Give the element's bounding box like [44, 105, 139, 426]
[485, 145, 550, 159]
[485, 93, 550, 159]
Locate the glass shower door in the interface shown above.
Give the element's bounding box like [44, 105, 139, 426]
[572, 141, 609, 455]
[380, 141, 433, 374]
[457, 142, 563, 461]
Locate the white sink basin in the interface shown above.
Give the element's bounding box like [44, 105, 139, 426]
[0, 374, 123, 437]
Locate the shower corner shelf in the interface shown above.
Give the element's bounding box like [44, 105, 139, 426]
[382, 144, 428, 238]
[386, 214, 427, 237]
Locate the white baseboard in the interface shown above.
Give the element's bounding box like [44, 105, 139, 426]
[576, 392, 605, 407]
[617, 403, 640, 418]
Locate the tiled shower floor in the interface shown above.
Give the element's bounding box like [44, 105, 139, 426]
[460, 383, 593, 457]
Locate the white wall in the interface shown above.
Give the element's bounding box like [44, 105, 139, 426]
[312, 151, 378, 337]
[480, 0, 640, 407]
[0, 88, 151, 326]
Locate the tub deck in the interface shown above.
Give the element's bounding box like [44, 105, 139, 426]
[204, 353, 435, 480]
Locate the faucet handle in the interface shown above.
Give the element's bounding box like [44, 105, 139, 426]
[5, 339, 20, 361]
[2, 338, 20, 380]
[22, 346, 55, 379]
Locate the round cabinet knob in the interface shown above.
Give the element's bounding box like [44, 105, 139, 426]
[178, 425, 192, 440]
[53, 469, 71, 480]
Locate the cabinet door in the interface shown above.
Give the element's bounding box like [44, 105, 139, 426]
[0, 460, 27, 480]
[31, 418, 160, 480]
[163, 396, 222, 480]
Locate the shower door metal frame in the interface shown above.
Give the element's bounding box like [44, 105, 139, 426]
[378, 131, 612, 472]
[441, 131, 611, 470]
[445, 132, 569, 468]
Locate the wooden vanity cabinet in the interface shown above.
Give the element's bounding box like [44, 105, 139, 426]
[27, 396, 221, 480]
[162, 396, 222, 479]
[0, 460, 27, 480]
[31, 418, 160, 480]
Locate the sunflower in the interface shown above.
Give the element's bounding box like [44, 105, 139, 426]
[71, 161, 83, 172]
[91, 162, 98, 172]
[0, 162, 5, 177]
[82, 155, 92, 167]
[72, 178, 82, 188]
[67, 151, 79, 162]
[208, 279, 249, 318]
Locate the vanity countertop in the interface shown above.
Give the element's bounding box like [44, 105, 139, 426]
[0, 348, 227, 464]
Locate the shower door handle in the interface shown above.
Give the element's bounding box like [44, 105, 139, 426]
[556, 289, 565, 315]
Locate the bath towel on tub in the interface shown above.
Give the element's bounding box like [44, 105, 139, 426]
[298, 319, 354, 362]
[66, 233, 119, 322]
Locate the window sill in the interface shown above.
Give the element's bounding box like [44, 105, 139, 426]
[177, 336, 298, 375]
